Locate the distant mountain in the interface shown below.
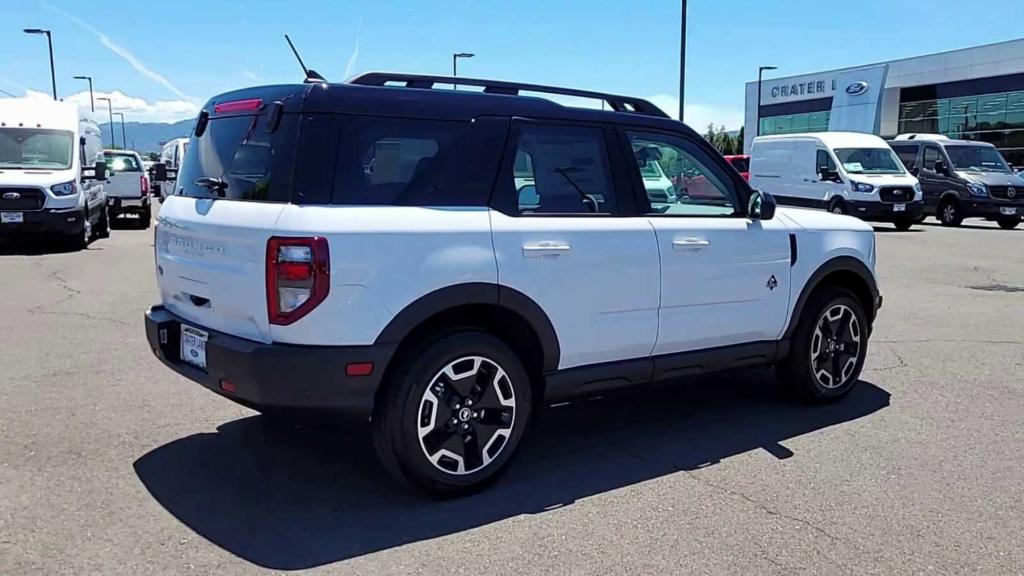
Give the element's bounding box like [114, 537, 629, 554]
[98, 119, 193, 155]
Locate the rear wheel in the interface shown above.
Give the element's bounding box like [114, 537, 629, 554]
[997, 216, 1020, 230]
[373, 331, 532, 496]
[939, 199, 963, 227]
[893, 217, 914, 231]
[827, 198, 847, 215]
[778, 286, 867, 403]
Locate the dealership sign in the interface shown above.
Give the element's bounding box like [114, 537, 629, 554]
[770, 78, 837, 100]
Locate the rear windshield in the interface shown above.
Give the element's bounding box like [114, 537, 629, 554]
[728, 157, 749, 172]
[945, 145, 1012, 173]
[106, 152, 141, 172]
[175, 112, 298, 201]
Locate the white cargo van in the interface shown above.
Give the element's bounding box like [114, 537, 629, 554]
[0, 99, 109, 248]
[750, 132, 924, 230]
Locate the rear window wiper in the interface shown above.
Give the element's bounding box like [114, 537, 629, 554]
[196, 177, 229, 197]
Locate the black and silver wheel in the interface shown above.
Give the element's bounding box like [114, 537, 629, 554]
[893, 217, 914, 231]
[68, 209, 92, 250]
[374, 331, 532, 496]
[939, 199, 963, 227]
[828, 198, 847, 215]
[779, 286, 867, 402]
[997, 216, 1020, 230]
[95, 204, 110, 239]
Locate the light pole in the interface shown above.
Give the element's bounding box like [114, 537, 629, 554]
[114, 112, 127, 149]
[679, 0, 687, 121]
[756, 65, 778, 136]
[452, 52, 474, 90]
[23, 28, 56, 100]
[97, 97, 115, 147]
[73, 75, 94, 112]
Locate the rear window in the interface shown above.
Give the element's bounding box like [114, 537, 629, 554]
[106, 152, 141, 172]
[330, 116, 488, 206]
[176, 112, 298, 201]
[728, 157, 749, 172]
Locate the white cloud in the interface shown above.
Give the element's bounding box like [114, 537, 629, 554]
[43, 2, 195, 103]
[645, 94, 745, 131]
[25, 89, 198, 124]
[343, 19, 364, 80]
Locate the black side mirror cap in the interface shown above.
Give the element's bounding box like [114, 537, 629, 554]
[933, 159, 948, 175]
[82, 161, 106, 181]
[151, 162, 174, 182]
[748, 189, 776, 220]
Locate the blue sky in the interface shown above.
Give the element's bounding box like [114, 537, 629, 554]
[2, 0, 1023, 127]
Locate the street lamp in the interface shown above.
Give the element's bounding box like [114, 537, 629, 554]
[97, 97, 115, 147]
[113, 112, 127, 149]
[23, 28, 57, 100]
[73, 75, 94, 112]
[679, 0, 687, 121]
[756, 65, 778, 136]
[452, 52, 474, 90]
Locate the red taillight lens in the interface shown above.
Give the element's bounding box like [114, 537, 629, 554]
[266, 237, 330, 326]
[140, 174, 150, 196]
[214, 98, 263, 114]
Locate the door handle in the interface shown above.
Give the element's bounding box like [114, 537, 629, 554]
[673, 238, 710, 251]
[522, 242, 572, 257]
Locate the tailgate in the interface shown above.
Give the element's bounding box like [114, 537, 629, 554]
[156, 197, 284, 343]
[106, 171, 144, 198]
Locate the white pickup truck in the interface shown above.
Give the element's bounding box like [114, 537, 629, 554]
[103, 149, 151, 228]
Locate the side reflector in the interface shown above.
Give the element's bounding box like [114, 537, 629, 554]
[345, 363, 374, 377]
[219, 380, 238, 393]
[214, 98, 263, 114]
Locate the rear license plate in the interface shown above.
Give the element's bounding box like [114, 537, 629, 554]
[1, 212, 24, 224]
[893, 203, 906, 212]
[180, 325, 208, 370]
[1000, 207, 1017, 216]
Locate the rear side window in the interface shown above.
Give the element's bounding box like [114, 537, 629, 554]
[176, 113, 298, 202]
[511, 124, 617, 214]
[729, 157, 749, 172]
[331, 116, 482, 206]
[891, 145, 918, 170]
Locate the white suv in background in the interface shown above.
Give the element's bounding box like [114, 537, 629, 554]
[146, 75, 882, 496]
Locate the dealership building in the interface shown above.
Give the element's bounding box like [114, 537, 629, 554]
[743, 38, 1024, 166]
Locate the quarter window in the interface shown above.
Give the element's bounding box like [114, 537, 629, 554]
[627, 131, 739, 216]
[511, 124, 617, 215]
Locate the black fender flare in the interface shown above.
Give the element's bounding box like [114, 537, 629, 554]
[784, 256, 879, 339]
[373, 282, 560, 372]
[938, 190, 963, 205]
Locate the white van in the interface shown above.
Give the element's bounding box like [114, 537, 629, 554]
[750, 132, 924, 230]
[155, 137, 189, 200]
[0, 98, 109, 248]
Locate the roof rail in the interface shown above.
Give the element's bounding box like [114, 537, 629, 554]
[347, 72, 670, 118]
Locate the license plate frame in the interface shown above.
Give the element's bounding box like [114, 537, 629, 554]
[180, 325, 208, 370]
[1000, 207, 1017, 216]
[893, 203, 906, 213]
[1, 212, 24, 224]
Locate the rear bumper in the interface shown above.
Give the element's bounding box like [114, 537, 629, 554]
[848, 200, 925, 221]
[145, 305, 395, 419]
[0, 208, 83, 236]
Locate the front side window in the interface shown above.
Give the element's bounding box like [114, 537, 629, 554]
[923, 146, 942, 171]
[816, 149, 837, 173]
[834, 148, 905, 175]
[0, 128, 73, 170]
[628, 131, 739, 216]
[511, 124, 616, 214]
[945, 145, 1012, 173]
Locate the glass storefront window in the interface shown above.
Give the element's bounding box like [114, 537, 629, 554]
[758, 111, 831, 136]
[898, 89, 1024, 165]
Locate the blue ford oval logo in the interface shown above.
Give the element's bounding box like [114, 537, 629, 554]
[846, 81, 869, 96]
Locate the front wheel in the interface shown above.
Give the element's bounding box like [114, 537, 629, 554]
[893, 217, 914, 231]
[66, 209, 92, 250]
[778, 286, 868, 403]
[373, 331, 532, 496]
[95, 204, 110, 239]
[828, 199, 847, 215]
[939, 199, 963, 227]
[997, 216, 1020, 230]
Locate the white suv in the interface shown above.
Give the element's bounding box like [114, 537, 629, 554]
[145, 74, 881, 495]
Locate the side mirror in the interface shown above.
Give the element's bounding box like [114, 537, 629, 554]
[82, 160, 106, 181]
[909, 166, 920, 177]
[933, 159, 948, 176]
[748, 189, 776, 220]
[818, 166, 836, 182]
[151, 162, 176, 182]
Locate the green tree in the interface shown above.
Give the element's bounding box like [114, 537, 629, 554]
[736, 126, 745, 154]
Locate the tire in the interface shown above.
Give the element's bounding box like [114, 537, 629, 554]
[95, 204, 110, 239]
[997, 216, 1020, 230]
[939, 198, 963, 227]
[373, 331, 533, 496]
[778, 286, 868, 403]
[827, 198, 847, 215]
[140, 207, 152, 229]
[893, 217, 914, 231]
[67, 209, 92, 250]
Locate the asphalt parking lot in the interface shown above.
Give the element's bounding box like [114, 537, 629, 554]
[1, 214, 1022, 575]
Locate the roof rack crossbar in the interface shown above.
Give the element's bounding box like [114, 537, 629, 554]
[347, 72, 670, 118]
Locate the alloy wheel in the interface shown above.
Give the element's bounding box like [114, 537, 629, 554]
[810, 304, 861, 389]
[942, 204, 957, 224]
[417, 356, 516, 475]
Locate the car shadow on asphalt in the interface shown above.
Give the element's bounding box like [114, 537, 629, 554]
[0, 237, 95, 255]
[133, 372, 890, 571]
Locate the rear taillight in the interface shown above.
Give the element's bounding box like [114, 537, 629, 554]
[266, 237, 330, 326]
[140, 174, 150, 196]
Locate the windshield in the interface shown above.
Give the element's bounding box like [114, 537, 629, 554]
[106, 152, 142, 172]
[834, 148, 905, 175]
[0, 128, 74, 170]
[945, 145, 1012, 173]
[640, 160, 665, 179]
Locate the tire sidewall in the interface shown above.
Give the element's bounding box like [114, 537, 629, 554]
[385, 331, 532, 493]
